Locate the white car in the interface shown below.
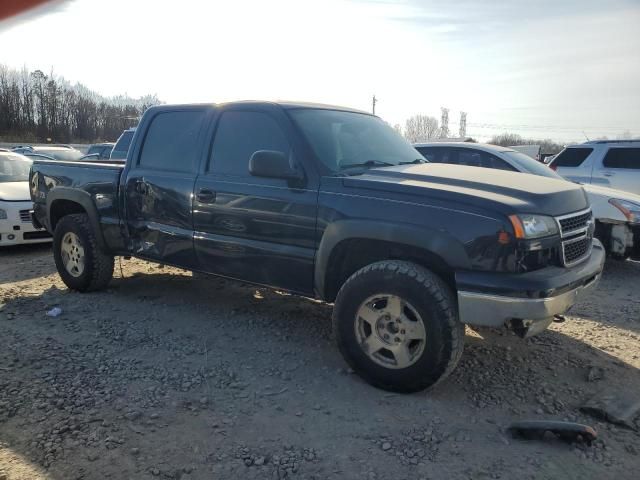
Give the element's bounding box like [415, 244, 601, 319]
[549, 140, 640, 196]
[0, 151, 52, 246]
[414, 142, 640, 260]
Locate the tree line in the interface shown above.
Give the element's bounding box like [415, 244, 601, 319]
[0, 64, 161, 143]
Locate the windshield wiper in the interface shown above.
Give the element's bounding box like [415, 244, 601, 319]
[399, 158, 427, 165]
[340, 160, 395, 170]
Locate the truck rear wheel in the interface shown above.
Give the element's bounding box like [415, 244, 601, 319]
[53, 214, 114, 292]
[332, 260, 464, 393]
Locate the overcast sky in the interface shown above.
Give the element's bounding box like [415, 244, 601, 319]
[1, 0, 639, 142]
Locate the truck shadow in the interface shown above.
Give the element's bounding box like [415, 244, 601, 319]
[1, 266, 639, 478]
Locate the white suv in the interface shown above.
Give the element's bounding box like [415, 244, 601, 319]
[550, 140, 640, 196]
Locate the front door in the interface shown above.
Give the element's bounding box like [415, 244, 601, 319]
[193, 108, 318, 294]
[124, 108, 207, 268]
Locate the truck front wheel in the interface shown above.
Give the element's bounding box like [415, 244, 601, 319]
[53, 214, 114, 292]
[332, 260, 464, 393]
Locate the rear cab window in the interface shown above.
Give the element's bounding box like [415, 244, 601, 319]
[138, 111, 205, 172]
[602, 148, 640, 169]
[551, 147, 593, 168]
[111, 131, 135, 160]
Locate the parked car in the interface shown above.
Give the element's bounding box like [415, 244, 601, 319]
[414, 142, 640, 260]
[550, 140, 640, 196]
[509, 144, 540, 161]
[0, 151, 52, 245]
[30, 102, 604, 392]
[110, 128, 136, 160]
[12, 145, 84, 162]
[84, 142, 115, 160]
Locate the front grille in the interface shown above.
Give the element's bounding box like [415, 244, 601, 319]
[19, 209, 32, 223]
[563, 236, 590, 264]
[556, 208, 593, 266]
[559, 210, 592, 236]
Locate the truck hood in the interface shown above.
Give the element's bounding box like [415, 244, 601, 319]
[343, 164, 589, 216]
[0, 181, 30, 201]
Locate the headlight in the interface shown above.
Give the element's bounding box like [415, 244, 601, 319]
[0, 209, 6, 220]
[509, 214, 559, 239]
[609, 199, 640, 224]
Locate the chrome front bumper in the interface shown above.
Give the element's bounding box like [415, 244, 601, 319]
[457, 273, 600, 328]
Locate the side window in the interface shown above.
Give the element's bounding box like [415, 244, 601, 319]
[482, 153, 516, 171]
[603, 148, 640, 170]
[552, 147, 593, 168]
[88, 146, 100, 155]
[139, 111, 205, 172]
[210, 111, 290, 176]
[457, 149, 483, 167]
[416, 147, 453, 164]
[416, 147, 437, 162]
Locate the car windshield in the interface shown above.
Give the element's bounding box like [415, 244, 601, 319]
[289, 109, 423, 172]
[37, 148, 84, 161]
[503, 150, 564, 180]
[0, 153, 32, 182]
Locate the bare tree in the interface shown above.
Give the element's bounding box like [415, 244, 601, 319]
[489, 132, 524, 146]
[0, 63, 161, 143]
[490, 133, 564, 154]
[404, 115, 439, 143]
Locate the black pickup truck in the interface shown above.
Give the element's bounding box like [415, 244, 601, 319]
[30, 101, 605, 392]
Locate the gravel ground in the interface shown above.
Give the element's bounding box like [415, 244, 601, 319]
[1, 244, 639, 480]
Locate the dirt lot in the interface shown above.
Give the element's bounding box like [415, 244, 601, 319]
[1, 245, 639, 480]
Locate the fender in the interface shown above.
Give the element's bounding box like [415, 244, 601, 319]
[46, 187, 108, 250]
[314, 219, 472, 299]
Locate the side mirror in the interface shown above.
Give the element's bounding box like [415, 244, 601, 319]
[249, 150, 303, 181]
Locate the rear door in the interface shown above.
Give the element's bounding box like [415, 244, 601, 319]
[124, 108, 208, 267]
[551, 147, 595, 183]
[592, 147, 640, 195]
[192, 106, 318, 294]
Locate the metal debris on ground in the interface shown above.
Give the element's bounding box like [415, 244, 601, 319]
[508, 420, 597, 444]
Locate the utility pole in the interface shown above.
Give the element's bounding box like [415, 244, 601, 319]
[372, 95, 378, 115]
[440, 107, 450, 138]
[459, 112, 467, 138]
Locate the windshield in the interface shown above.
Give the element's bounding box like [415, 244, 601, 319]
[289, 109, 422, 172]
[503, 150, 564, 180]
[37, 148, 84, 161]
[0, 153, 32, 182]
[111, 130, 135, 159]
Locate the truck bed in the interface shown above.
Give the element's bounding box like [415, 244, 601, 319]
[30, 159, 125, 251]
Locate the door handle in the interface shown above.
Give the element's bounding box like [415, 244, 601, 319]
[197, 188, 216, 203]
[134, 179, 148, 194]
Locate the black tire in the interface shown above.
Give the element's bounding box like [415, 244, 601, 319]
[332, 260, 464, 393]
[53, 214, 114, 292]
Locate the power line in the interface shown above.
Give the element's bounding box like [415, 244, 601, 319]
[467, 122, 637, 133]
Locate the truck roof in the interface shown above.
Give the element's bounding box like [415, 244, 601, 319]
[148, 101, 371, 115]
